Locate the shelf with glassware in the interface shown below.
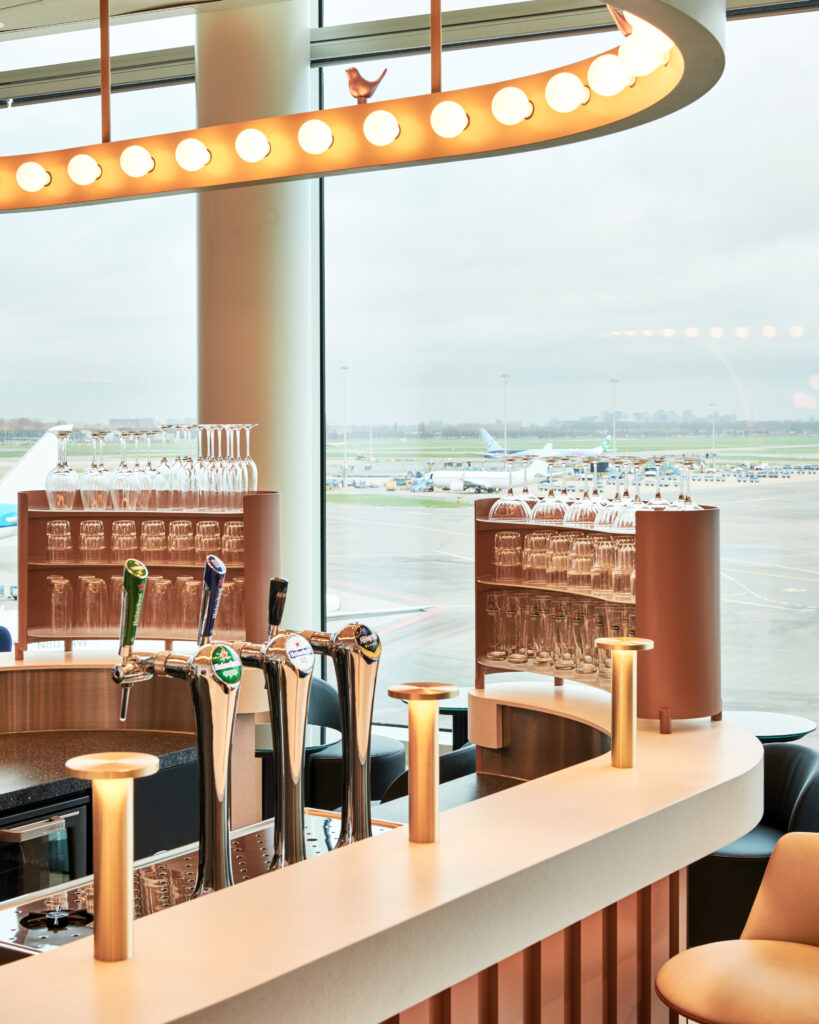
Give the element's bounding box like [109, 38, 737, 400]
[14, 489, 280, 661]
[474, 496, 723, 728]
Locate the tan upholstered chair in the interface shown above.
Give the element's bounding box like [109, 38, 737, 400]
[656, 832, 819, 1024]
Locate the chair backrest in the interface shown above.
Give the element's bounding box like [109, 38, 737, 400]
[0, 626, 11, 653]
[380, 743, 476, 804]
[742, 832, 819, 946]
[790, 771, 819, 833]
[307, 676, 342, 731]
[762, 743, 819, 832]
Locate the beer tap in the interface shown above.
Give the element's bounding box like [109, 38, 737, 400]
[301, 624, 382, 846]
[233, 578, 315, 869]
[112, 555, 243, 897]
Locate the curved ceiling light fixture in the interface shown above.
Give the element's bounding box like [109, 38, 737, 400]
[0, 0, 724, 213]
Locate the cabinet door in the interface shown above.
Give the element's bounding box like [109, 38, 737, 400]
[133, 762, 199, 860]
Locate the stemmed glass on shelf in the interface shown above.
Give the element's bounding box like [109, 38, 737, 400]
[667, 454, 704, 511]
[142, 431, 161, 509]
[130, 432, 150, 509]
[613, 456, 650, 532]
[564, 458, 602, 527]
[531, 455, 568, 526]
[111, 431, 138, 511]
[488, 456, 532, 522]
[45, 429, 80, 510]
[170, 424, 188, 510]
[241, 424, 258, 493]
[154, 425, 174, 510]
[79, 429, 112, 510]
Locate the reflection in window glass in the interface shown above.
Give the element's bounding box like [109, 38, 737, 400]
[324, 15, 819, 741]
[0, 15, 193, 72]
[323, 0, 515, 28]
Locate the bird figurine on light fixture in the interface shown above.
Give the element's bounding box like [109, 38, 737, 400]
[345, 67, 388, 104]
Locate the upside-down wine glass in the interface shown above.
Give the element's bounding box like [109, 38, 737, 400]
[241, 424, 258, 493]
[45, 429, 80, 510]
[111, 431, 139, 511]
[488, 457, 532, 522]
[131, 431, 150, 509]
[154, 425, 174, 510]
[79, 430, 111, 510]
[531, 456, 568, 525]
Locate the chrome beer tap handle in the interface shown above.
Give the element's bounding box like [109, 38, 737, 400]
[263, 632, 315, 869]
[111, 558, 151, 721]
[327, 624, 382, 847]
[197, 555, 226, 646]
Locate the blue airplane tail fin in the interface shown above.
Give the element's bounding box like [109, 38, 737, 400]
[479, 428, 502, 454]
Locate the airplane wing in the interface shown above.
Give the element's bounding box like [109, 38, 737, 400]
[0, 425, 72, 521]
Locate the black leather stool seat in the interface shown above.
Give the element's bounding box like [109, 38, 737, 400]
[307, 734, 405, 811]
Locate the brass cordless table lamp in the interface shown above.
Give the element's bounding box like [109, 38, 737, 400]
[388, 684, 457, 843]
[66, 751, 159, 962]
[594, 637, 654, 769]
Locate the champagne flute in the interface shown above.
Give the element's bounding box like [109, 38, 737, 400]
[155, 424, 174, 510]
[111, 431, 138, 511]
[79, 430, 111, 510]
[241, 423, 258, 493]
[45, 429, 79, 510]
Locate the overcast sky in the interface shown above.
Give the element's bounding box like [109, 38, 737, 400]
[1, 11, 817, 427]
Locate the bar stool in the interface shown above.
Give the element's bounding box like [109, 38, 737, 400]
[656, 832, 819, 1024]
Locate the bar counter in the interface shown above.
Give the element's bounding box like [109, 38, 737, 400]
[0, 667, 762, 1023]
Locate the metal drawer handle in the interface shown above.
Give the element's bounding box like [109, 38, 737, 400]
[0, 811, 79, 844]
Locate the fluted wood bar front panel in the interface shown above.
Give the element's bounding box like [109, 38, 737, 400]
[385, 874, 682, 1024]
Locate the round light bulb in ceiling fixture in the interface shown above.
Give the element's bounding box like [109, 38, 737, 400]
[363, 109, 400, 147]
[120, 145, 155, 178]
[544, 72, 590, 114]
[623, 12, 673, 59]
[175, 138, 211, 172]
[430, 101, 469, 139]
[491, 87, 534, 126]
[762, 325, 776, 338]
[298, 119, 333, 155]
[67, 154, 102, 186]
[588, 54, 635, 97]
[735, 326, 749, 338]
[235, 128, 271, 163]
[16, 161, 51, 193]
[618, 36, 664, 77]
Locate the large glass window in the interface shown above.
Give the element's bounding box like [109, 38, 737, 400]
[323, 13, 819, 739]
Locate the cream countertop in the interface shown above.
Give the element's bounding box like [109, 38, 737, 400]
[0, 678, 762, 1023]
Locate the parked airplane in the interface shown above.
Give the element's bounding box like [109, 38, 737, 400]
[479, 428, 612, 460]
[0, 426, 69, 536]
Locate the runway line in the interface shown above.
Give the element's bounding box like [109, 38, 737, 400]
[379, 604, 447, 637]
[328, 576, 432, 605]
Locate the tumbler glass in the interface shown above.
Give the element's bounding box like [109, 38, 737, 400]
[530, 597, 554, 666]
[484, 591, 506, 661]
[522, 533, 550, 583]
[222, 521, 244, 566]
[79, 576, 108, 633]
[174, 577, 195, 631]
[195, 521, 221, 561]
[46, 521, 73, 563]
[571, 600, 597, 675]
[493, 531, 522, 582]
[567, 536, 594, 593]
[168, 521, 195, 564]
[48, 576, 73, 634]
[111, 520, 138, 563]
[140, 520, 167, 563]
[590, 536, 615, 599]
[550, 599, 574, 671]
[78, 520, 106, 563]
[612, 537, 636, 600]
[595, 604, 613, 681]
[506, 595, 529, 664]
[546, 532, 572, 588]
[179, 579, 201, 635]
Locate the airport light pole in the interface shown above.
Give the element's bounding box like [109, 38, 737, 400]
[709, 403, 717, 464]
[341, 365, 349, 488]
[610, 378, 618, 455]
[501, 374, 511, 457]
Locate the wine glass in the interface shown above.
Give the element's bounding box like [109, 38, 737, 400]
[154, 425, 174, 510]
[79, 430, 111, 510]
[45, 429, 79, 510]
[564, 458, 602, 527]
[142, 431, 161, 509]
[531, 456, 568, 525]
[111, 431, 138, 511]
[170, 424, 188, 510]
[223, 425, 243, 510]
[131, 432, 150, 509]
[182, 424, 198, 509]
[488, 457, 532, 522]
[241, 424, 258, 493]
[667, 454, 704, 511]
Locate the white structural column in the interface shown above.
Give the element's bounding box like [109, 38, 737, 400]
[196, 1, 319, 629]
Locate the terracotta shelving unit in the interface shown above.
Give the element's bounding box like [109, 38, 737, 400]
[474, 497, 722, 727]
[15, 490, 280, 660]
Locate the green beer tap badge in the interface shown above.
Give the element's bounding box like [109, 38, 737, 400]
[212, 645, 242, 685]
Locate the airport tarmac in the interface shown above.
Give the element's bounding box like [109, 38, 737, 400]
[1, 473, 817, 751]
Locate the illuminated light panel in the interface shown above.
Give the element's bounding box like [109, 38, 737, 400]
[789, 325, 805, 337]
[430, 101, 469, 139]
[16, 162, 51, 193]
[588, 54, 635, 97]
[709, 327, 724, 339]
[235, 128, 271, 163]
[735, 326, 750, 338]
[491, 87, 534, 126]
[661, 328, 675, 337]
[809, 374, 819, 390]
[684, 327, 699, 338]
[618, 36, 664, 77]
[120, 145, 155, 178]
[544, 72, 590, 113]
[67, 154, 102, 186]
[762, 325, 776, 338]
[175, 138, 211, 172]
[0, 3, 723, 215]
[362, 110, 400, 147]
[298, 119, 333, 154]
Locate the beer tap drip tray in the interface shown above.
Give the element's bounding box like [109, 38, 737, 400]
[0, 811, 395, 957]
